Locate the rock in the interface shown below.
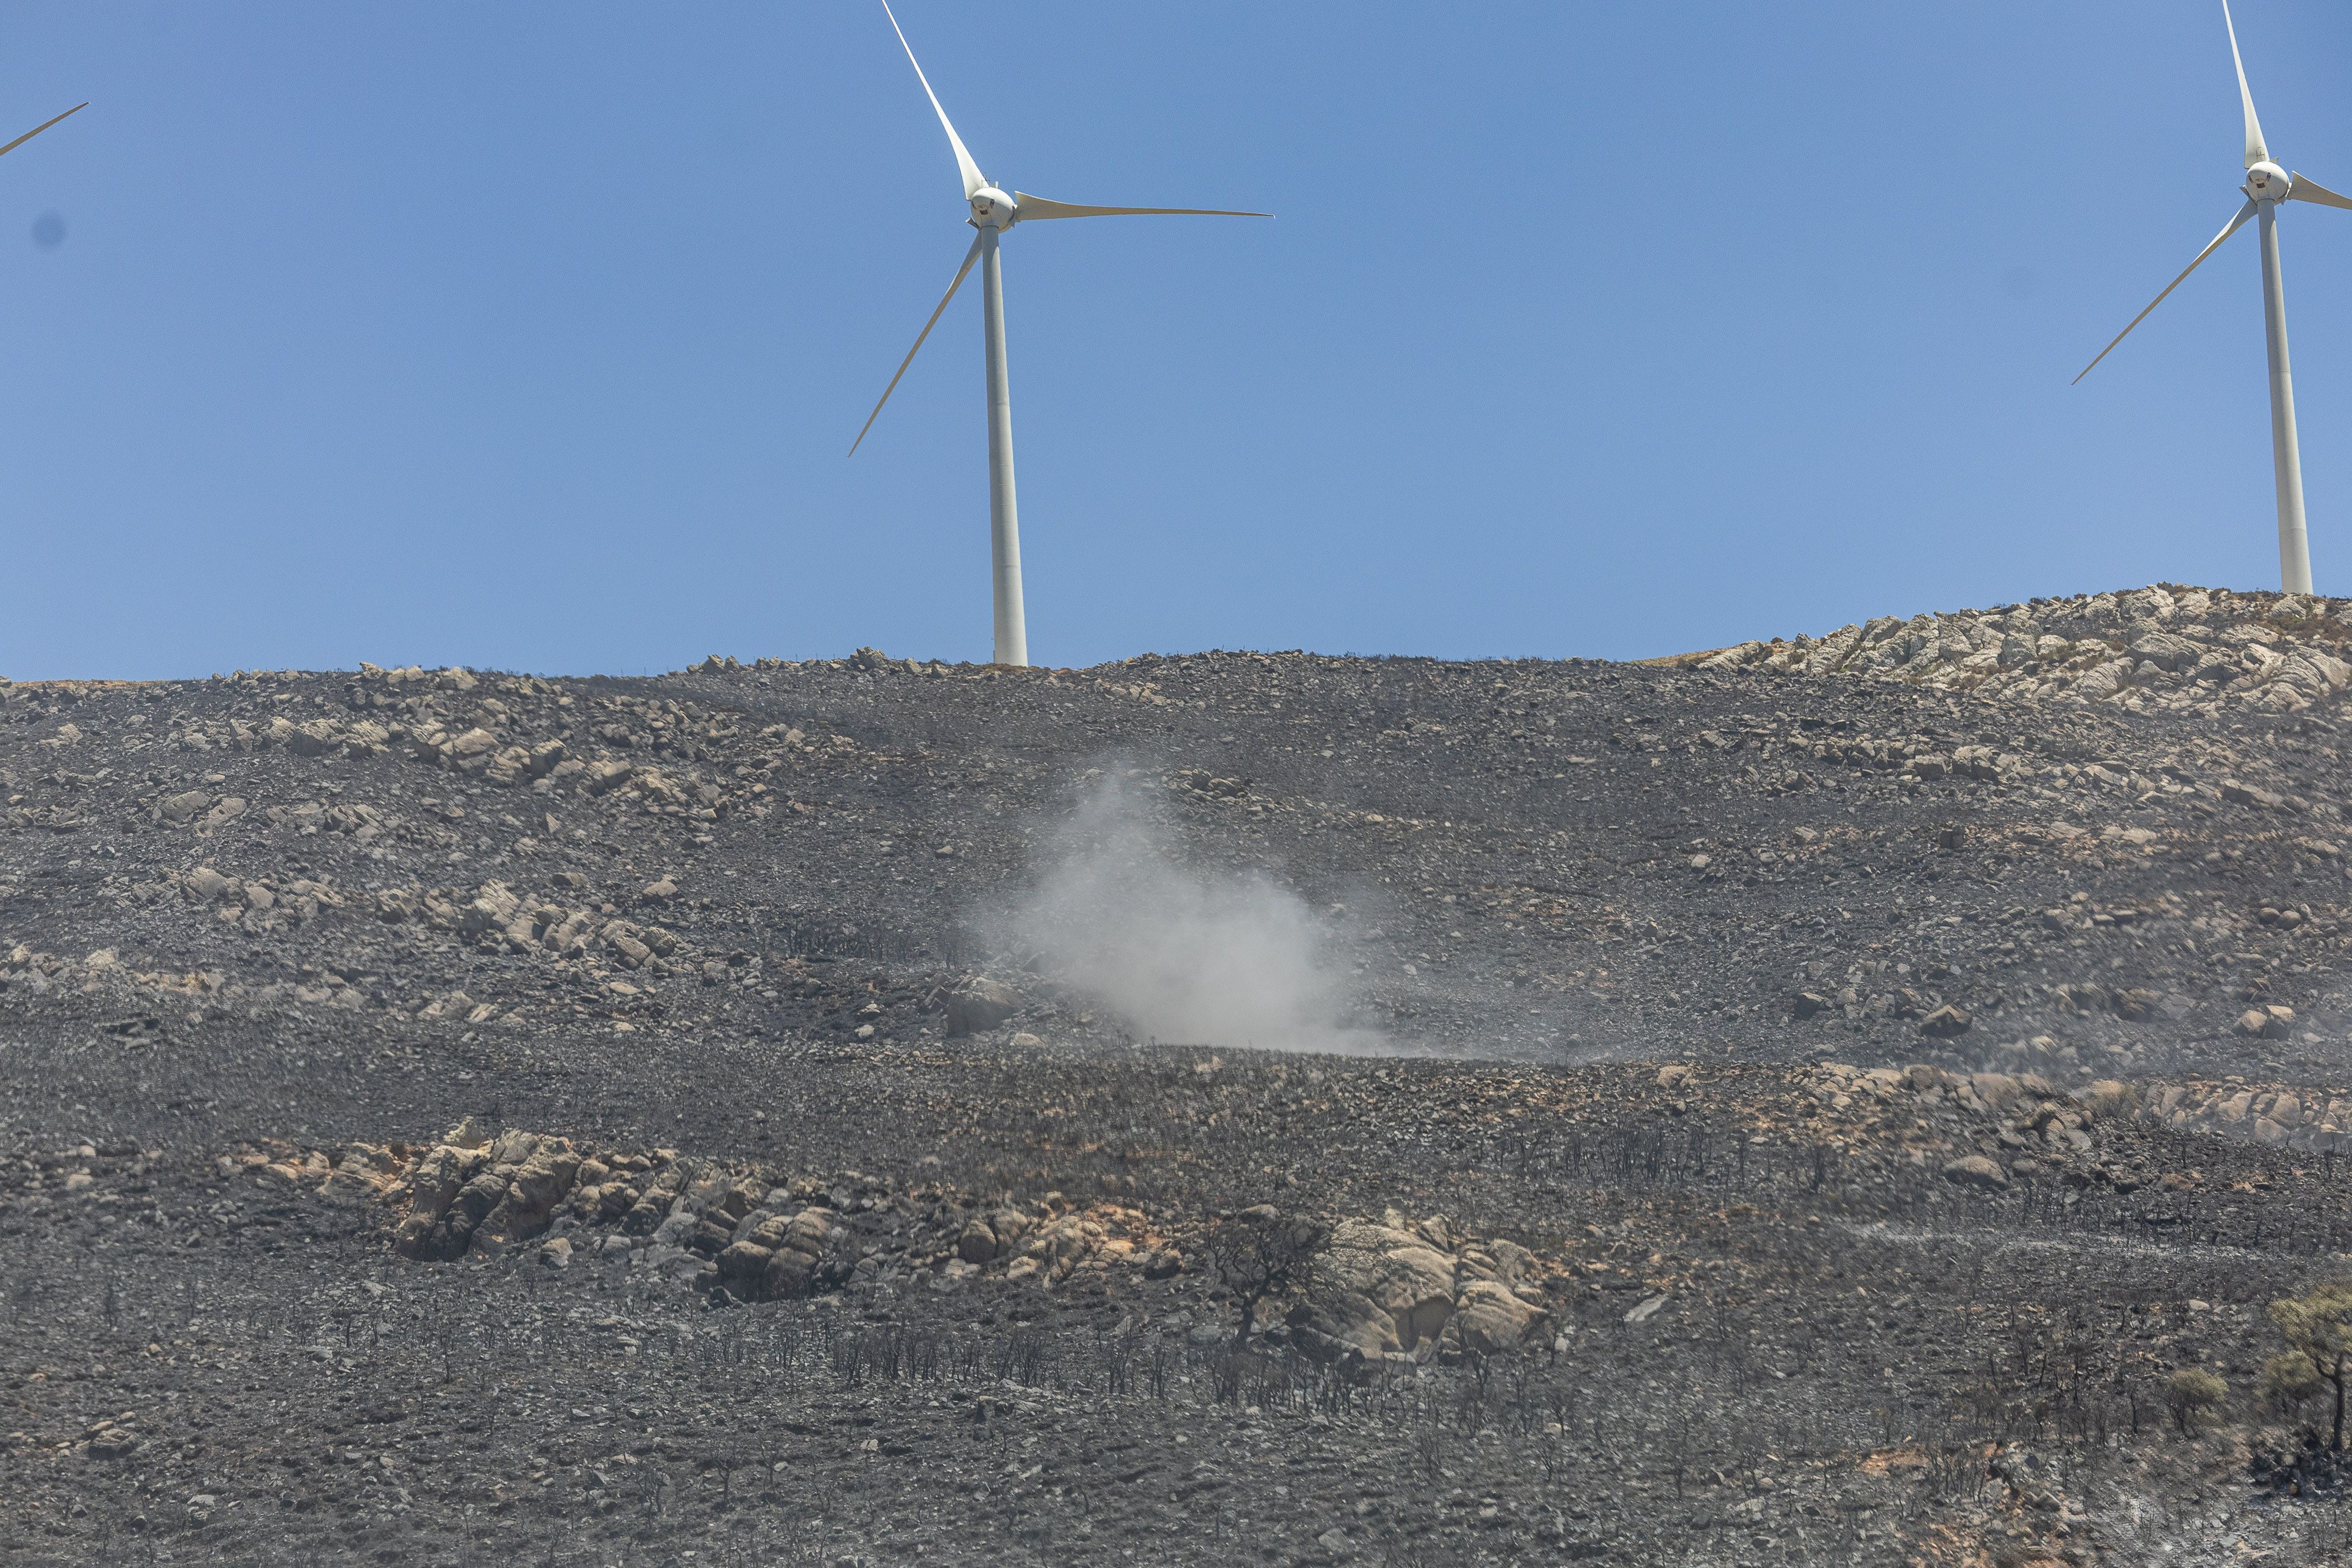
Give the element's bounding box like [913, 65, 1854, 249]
[956, 1220, 1000, 1265]
[538, 1237, 573, 1268]
[473, 1142, 582, 1249]
[184, 865, 235, 901]
[640, 877, 679, 903]
[457, 881, 519, 937]
[717, 1241, 773, 1279]
[1942, 1155, 2010, 1191]
[1623, 1294, 1669, 1325]
[946, 978, 1020, 1036]
[1311, 1219, 1456, 1351]
[784, 1209, 836, 1252]
[86, 1425, 142, 1459]
[158, 790, 212, 824]
[1486, 1239, 1535, 1282]
[1303, 1287, 1401, 1359]
[2082, 1080, 2136, 1117]
[2238, 1007, 2291, 1039]
[286, 720, 341, 757]
[2222, 779, 2287, 810]
[763, 1248, 816, 1299]
[1452, 1279, 1545, 1355]
[317, 1144, 398, 1206]
[2129, 631, 2204, 672]
[1142, 1249, 1182, 1280]
[1970, 1072, 2022, 1108]
[1027, 1215, 1109, 1284]
[419, 991, 475, 1022]
[1655, 1064, 1693, 1089]
[1919, 1004, 1972, 1038]
[584, 759, 633, 795]
[1790, 991, 1829, 1019]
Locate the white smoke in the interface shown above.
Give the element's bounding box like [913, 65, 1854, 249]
[998, 774, 1382, 1054]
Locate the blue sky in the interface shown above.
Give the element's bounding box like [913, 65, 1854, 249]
[3, 2, 2349, 678]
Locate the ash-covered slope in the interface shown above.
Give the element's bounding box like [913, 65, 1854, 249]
[9, 590, 2352, 1566]
[5, 584, 2352, 1158]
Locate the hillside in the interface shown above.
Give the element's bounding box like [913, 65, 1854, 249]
[5, 585, 2352, 1564]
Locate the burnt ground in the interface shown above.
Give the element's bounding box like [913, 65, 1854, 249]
[6, 584, 2352, 1564]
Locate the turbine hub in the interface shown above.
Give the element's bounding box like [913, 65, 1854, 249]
[2247, 161, 2291, 201]
[969, 186, 1017, 230]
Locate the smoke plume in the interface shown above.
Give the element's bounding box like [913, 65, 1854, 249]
[998, 773, 1381, 1054]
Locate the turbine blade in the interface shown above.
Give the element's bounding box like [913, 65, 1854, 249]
[2223, 0, 2269, 169]
[2287, 172, 2352, 211]
[849, 233, 986, 457]
[1011, 192, 1272, 223]
[2074, 199, 2259, 385]
[878, 0, 984, 200]
[0, 102, 86, 160]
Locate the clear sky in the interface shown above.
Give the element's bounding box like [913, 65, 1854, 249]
[4, 2, 2350, 678]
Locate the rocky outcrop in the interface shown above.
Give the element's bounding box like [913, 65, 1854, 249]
[1298, 1209, 1551, 1367]
[2140, 1079, 2352, 1153]
[228, 1126, 1185, 1305]
[1675, 585, 2352, 717]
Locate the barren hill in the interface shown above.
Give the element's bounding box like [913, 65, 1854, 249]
[5, 587, 2352, 1564]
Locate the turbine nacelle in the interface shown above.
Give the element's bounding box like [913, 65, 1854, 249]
[968, 186, 1017, 230]
[2245, 161, 2291, 201]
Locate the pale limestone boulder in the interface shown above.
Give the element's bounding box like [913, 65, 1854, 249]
[1317, 1220, 1457, 1349]
[1452, 1280, 1545, 1355]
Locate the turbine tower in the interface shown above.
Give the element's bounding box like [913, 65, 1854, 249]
[2075, 1, 2350, 594]
[849, 1, 1269, 667]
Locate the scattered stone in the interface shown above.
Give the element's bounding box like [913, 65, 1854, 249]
[1919, 1004, 1972, 1038]
[946, 978, 1019, 1037]
[1942, 1154, 2010, 1191]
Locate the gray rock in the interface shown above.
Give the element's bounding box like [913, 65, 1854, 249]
[946, 978, 1020, 1036]
[158, 790, 212, 824]
[1942, 1155, 2010, 1191]
[1919, 1004, 1972, 1038]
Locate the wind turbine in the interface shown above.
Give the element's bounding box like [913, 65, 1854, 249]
[849, 1, 1269, 667]
[2074, 1, 2350, 595]
[2, 102, 85, 164]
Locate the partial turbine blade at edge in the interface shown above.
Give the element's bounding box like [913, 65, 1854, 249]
[1012, 192, 1272, 223]
[848, 233, 987, 457]
[878, 0, 984, 200]
[2287, 173, 2352, 212]
[2223, 0, 2269, 169]
[0, 102, 86, 159]
[2073, 199, 2259, 385]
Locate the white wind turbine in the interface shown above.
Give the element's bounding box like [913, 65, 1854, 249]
[2074, 1, 2350, 594]
[848, 1, 1269, 667]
